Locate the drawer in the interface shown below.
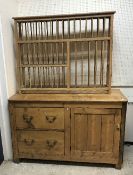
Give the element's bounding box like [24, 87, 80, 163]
[17, 131, 64, 156]
[15, 108, 64, 129]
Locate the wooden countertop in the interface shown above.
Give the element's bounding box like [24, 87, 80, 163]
[9, 89, 127, 103]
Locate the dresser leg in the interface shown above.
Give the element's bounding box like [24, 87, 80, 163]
[115, 163, 122, 169]
[13, 158, 20, 164]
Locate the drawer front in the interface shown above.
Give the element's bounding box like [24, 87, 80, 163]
[15, 108, 64, 129]
[17, 131, 64, 156]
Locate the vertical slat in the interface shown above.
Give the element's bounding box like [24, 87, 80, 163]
[56, 42, 59, 87]
[38, 23, 41, 87]
[94, 41, 97, 85]
[73, 20, 77, 87]
[35, 21, 38, 39]
[35, 22, 38, 87]
[53, 43, 55, 87]
[42, 65, 45, 87]
[80, 19, 81, 38]
[74, 114, 88, 151]
[71, 110, 76, 154]
[97, 18, 99, 36]
[103, 17, 105, 36]
[40, 67, 43, 88]
[22, 44, 26, 87]
[74, 42, 77, 87]
[45, 21, 50, 86]
[87, 115, 101, 151]
[108, 15, 113, 93]
[101, 115, 114, 152]
[44, 42, 47, 64]
[81, 42, 84, 86]
[56, 20, 59, 39]
[88, 41, 90, 86]
[25, 22, 30, 87]
[46, 21, 48, 39]
[39, 23, 42, 87]
[68, 19, 70, 38]
[79, 19, 82, 86]
[20, 44, 24, 88]
[33, 43, 36, 86]
[113, 110, 121, 158]
[74, 19, 76, 38]
[64, 107, 71, 158]
[62, 42, 65, 86]
[62, 21, 65, 86]
[85, 18, 87, 37]
[30, 22, 33, 44]
[21, 23, 24, 40]
[40, 22, 43, 39]
[25, 22, 27, 40]
[18, 22, 22, 40]
[44, 21, 47, 39]
[67, 41, 70, 88]
[91, 18, 93, 37]
[40, 22, 45, 86]
[100, 41, 104, 85]
[48, 44, 50, 86]
[46, 23, 50, 87]
[57, 21, 60, 86]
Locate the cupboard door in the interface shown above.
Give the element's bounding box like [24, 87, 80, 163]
[71, 108, 121, 164]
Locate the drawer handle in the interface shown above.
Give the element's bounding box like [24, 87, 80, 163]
[24, 139, 34, 146]
[46, 140, 57, 150]
[46, 115, 56, 123]
[23, 114, 34, 128]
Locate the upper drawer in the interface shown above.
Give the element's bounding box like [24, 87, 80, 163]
[15, 108, 64, 130]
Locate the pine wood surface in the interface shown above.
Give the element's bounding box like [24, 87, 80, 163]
[9, 89, 127, 102]
[9, 90, 127, 168]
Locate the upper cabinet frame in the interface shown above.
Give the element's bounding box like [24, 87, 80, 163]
[13, 11, 115, 94]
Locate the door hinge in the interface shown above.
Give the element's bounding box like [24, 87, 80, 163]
[70, 146, 71, 151]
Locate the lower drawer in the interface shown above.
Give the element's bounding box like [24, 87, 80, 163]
[17, 131, 64, 157]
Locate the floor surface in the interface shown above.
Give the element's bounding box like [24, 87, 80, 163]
[0, 145, 133, 175]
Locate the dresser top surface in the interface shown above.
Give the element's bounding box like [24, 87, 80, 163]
[9, 89, 127, 103]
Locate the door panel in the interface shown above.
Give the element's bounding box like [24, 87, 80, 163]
[71, 108, 121, 163]
[87, 115, 101, 151]
[73, 114, 88, 151]
[101, 115, 114, 152]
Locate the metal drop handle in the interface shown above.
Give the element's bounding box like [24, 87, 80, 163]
[24, 139, 34, 146]
[23, 114, 34, 128]
[45, 114, 56, 123]
[46, 140, 57, 149]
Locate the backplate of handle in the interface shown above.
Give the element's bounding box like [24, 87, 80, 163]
[46, 139, 57, 149]
[23, 114, 34, 128]
[24, 139, 34, 146]
[45, 114, 56, 123]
